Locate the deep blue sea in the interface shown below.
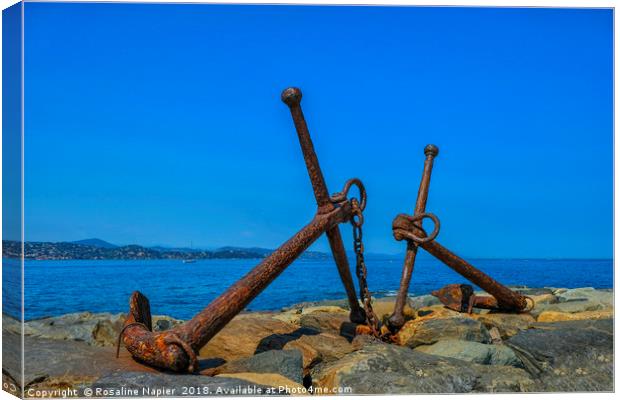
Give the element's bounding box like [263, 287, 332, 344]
[2, 257, 613, 321]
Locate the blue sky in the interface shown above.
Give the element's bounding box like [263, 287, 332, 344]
[21, 3, 612, 258]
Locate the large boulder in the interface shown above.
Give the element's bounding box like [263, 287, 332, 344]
[298, 309, 350, 334]
[416, 340, 523, 367]
[554, 288, 612, 306]
[311, 343, 534, 393]
[409, 294, 442, 309]
[273, 306, 349, 326]
[397, 317, 491, 348]
[252, 326, 320, 354]
[199, 313, 298, 362]
[24, 312, 126, 346]
[283, 331, 354, 373]
[370, 297, 416, 322]
[211, 350, 303, 385]
[22, 313, 183, 347]
[506, 319, 613, 391]
[472, 313, 536, 339]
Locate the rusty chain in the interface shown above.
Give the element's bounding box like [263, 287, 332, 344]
[332, 179, 393, 339]
[350, 198, 383, 338]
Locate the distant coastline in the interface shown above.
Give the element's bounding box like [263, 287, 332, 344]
[1, 239, 331, 261]
[2, 239, 611, 262]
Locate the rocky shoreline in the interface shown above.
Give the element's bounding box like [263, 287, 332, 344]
[2, 287, 613, 396]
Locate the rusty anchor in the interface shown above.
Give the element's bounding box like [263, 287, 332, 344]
[117, 87, 370, 373]
[387, 145, 532, 331]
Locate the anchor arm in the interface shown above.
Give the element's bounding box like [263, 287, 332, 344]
[420, 239, 527, 311]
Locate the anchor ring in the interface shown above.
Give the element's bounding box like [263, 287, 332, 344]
[393, 212, 441, 244]
[330, 178, 367, 211]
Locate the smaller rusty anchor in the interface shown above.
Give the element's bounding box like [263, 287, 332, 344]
[388, 145, 532, 331]
[387, 144, 440, 330]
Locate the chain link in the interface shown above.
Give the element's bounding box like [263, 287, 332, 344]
[350, 198, 383, 338]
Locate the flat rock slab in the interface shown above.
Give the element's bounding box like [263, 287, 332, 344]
[398, 316, 491, 348]
[3, 330, 156, 389]
[506, 319, 613, 391]
[311, 343, 534, 394]
[416, 340, 523, 367]
[555, 288, 612, 305]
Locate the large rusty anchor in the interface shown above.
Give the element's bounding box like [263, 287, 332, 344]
[117, 87, 369, 373]
[387, 145, 533, 331]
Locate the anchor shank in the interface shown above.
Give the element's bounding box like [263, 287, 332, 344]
[282, 87, 366, 323]
[282, 88, 332, 211]
[413, 146, 438, 215]
[389, 145, 438, 330]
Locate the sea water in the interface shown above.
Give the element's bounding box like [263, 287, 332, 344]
[1, 257, 613, 320]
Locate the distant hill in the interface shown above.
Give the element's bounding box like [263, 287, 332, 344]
[71, 238, 118, 248]
[2, 240, 331, 261]
[215, 246, 272, 257]
[150, 246, 201, 253]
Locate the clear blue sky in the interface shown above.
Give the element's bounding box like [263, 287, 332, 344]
[22, 3, 612, 258]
